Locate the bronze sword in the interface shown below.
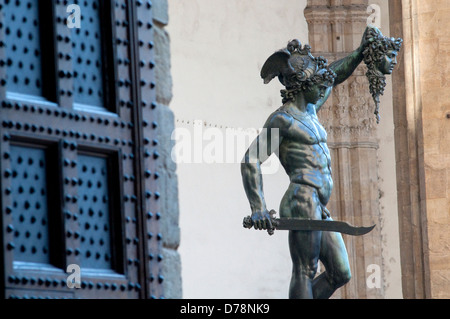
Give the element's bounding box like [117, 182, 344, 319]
[243, 210, 375, 236]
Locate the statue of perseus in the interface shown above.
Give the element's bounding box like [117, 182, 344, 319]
[241, 26, 402, 299]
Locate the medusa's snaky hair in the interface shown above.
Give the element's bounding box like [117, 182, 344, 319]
[362, 26, 403, 123]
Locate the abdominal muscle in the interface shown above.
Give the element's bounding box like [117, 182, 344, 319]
[279, 143, 333, 207]
[276, 116, 333, 218]
[278, 149, 334, 219]
[289, 169, 333, 204]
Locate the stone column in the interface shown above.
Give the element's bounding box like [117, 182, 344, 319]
[389, 0, 450, 299]
[387, 0, 429, 299]
[305, 0, 385, 299]
[152, 0, 182, 299]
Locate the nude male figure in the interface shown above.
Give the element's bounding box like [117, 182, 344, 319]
[241, 26, 400, 299]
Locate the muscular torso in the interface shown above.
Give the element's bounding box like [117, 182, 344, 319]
[277, 108, 333, 205]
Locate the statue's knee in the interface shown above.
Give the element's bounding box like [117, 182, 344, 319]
[332, 268, 351, 287]
[294, 263, 318, 280]
[340, 269, 352, 285]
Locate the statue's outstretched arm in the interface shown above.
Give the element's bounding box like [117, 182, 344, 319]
[329, 26, 372, 86]
[315, 50, 363, 112]
[330, 48, 364, 86]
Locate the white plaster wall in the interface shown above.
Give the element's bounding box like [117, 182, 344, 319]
[167, 0, 309, 299]
[167, 0, 402, 299]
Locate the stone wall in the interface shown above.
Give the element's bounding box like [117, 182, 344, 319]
[390, 0, 450, 299]
[414, 0, 450, 299]
[152, 0, 182, 299]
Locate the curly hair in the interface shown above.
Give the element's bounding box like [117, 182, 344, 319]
[281, 56, 337, 104]
[363, 28, 403, 123]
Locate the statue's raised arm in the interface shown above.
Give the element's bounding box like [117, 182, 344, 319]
[328, 26, 372, 86]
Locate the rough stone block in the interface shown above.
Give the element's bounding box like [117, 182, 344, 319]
[156, 104, 177, 173]
[152, 0, 169, 26]
[162, 247, 182, 299]
[160, 168, 181, 250]
[154, 25, 173, 105]
[154, 105, 181, 250]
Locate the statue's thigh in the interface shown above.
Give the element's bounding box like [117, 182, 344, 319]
[289, 229, 321, 272]
[319, 231, 351, 276]
[285, 185, 325, 271]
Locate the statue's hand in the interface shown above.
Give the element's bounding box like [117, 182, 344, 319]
[243, 210, 277, 235]
[251, 210, 274, 231]
[359, 25, 381, 53]
[358, 25, 380, 53]
[359, 26, 371, 52]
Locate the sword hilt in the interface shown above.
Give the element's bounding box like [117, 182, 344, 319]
[243, 210, 278, 236]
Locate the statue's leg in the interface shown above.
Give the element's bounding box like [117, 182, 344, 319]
[281, 184, 323, 299]
[288, 230, 322, 299]
[312, 222, 351, 299]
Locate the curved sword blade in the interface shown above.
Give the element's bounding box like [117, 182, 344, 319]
[274, 218, 375, 236]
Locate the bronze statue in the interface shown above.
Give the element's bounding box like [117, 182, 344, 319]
[241, 26, 402, 299]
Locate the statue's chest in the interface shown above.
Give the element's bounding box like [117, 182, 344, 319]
[288, 116, 327, 145]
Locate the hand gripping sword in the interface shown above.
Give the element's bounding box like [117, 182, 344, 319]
[243, 210, 375, 236]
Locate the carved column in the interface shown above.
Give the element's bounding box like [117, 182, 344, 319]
[305, 0, 384, 299]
